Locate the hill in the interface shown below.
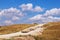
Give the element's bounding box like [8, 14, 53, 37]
[0, 22, 60, 40]
[0, 24, 37, 34]
[34, 22, 60, 40]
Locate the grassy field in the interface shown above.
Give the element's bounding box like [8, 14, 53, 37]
[0, 24, 37, 34]
[34, 22, 60, 40]
[0, 22, 60, 40]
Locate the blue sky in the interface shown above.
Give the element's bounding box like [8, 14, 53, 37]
[0, 0, 60, 25]
[0, 0, 60, 9]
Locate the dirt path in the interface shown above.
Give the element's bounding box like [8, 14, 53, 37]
[0, 24, 44, 39]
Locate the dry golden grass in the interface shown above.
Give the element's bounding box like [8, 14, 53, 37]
[0, 24, 37, 34]
[41, 22, 60, 40]
[33, 22, 60, 40]
[1, 22, 60, 40]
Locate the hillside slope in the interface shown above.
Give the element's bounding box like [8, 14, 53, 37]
[35, 22, 60, 40]
[0, 24, 44, 39]
[0, 22, 60, 40]
[0, 24, 37, 34]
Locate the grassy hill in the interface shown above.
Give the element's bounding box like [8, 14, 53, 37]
[0, 22, 60, 40]
[34, 22, 60, 40]
[0, 24, 37, 34]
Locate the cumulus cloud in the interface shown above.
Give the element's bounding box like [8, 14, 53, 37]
[29, 14, 42, 20]
[4, 20, 13, 25]
[0, 7, 20, 16]
[19, 3, 44, 12]
[0, 7, 24, 19]
[0, 7, 25, 25]
[0, 3, 44, 25]
[0, 3, 60, 25]
[34, 6, 43, 12]
[12, 16, 20, 21]
[44, 8, 60, 16]
[0, 7, 25, 17]
[29, 8, 60, 23]
[20, 3, 33, 11]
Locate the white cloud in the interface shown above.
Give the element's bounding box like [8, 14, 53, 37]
[18, 12, 24, 17]
[6, 7, 20, 13]
[0, 3, 60, 25]
[29, 8, 60, 23]
[19, 3, 44, 12]
[0, 7, 19, 15]
[44, 8, 60, 16]
[0, 7, 24, 17]
[0, 7, 25, 20]
[20, 3, 33, 11]
[12, 16, 20, 21]
[29, 14, 42, 20]
[4, 20, 13, 25]
[0, 7, 25, 25]
[34, 6, 43, 12]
